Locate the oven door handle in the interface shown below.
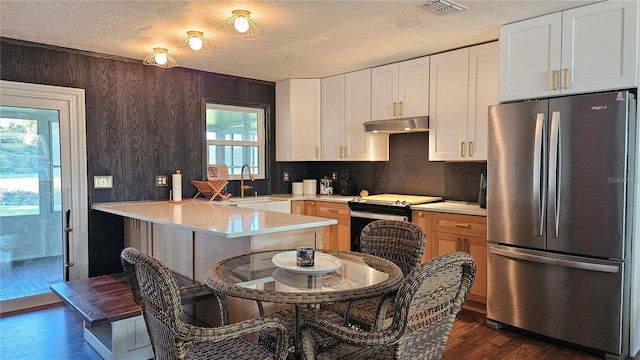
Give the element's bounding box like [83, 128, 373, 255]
[350, 211, 408, 222]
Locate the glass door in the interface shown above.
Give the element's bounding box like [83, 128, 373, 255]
[0, 107, 64, 301]
[0, 80, 88, 313]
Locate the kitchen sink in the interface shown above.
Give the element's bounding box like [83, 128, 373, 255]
[236, 200, 291, 213]
[228, 196, 287, 204]
[223, 196, 292, 213]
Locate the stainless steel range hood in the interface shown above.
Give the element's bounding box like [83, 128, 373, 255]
[363, 116, 429, 133]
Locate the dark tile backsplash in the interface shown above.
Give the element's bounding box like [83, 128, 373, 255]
[276, 132, 487, 202]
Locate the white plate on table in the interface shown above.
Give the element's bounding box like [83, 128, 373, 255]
[271, 251, 342, 275]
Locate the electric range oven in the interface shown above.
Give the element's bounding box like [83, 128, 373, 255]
[347, 194, 442, 252]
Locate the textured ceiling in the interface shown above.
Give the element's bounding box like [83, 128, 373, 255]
[0, 1, 597, 82]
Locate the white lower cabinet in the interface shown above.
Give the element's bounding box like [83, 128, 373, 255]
[84, 315, 153, 360]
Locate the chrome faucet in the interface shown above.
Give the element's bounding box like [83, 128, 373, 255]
[240, 163, 255, 198]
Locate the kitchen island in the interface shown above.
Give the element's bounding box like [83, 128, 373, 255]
[93, 200, 337, 325]
[93, 200, 337, 280]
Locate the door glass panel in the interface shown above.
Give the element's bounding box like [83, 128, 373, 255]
[0, 106, 62, 301]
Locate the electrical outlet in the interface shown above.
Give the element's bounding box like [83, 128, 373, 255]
[156, 175, 168, 187]
[283, 171, 290, 182]
[93, 175, 113, 189]
[331, 171, 337, 181]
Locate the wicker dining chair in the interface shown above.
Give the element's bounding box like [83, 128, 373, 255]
[120, 247, 289, 360]
[323, 219, 426, 330]
[301, 252, 475, 360]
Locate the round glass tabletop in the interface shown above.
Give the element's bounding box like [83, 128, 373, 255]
[206, 250, 403, 305]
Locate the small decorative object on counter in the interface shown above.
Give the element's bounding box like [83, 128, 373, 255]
[171, 170, 182, 202]
[320, 177, 334, 195]
[478, 173, 487, 209]
[296, 247, 315, 267]
[292, 182, 304, 195]
[303, 179, 317, 195]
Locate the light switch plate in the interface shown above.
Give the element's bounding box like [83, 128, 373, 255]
[156, 175, 168, 187]
[94, 175, 113, 189]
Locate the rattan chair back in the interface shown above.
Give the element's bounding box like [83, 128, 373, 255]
[301, 252, 475, 360]
[121, 247, 192, 360]
[360, 219, 426, 276]
[389, 251, 475, 359]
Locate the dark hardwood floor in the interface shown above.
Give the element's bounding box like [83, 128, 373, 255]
[0, 304, 101, 359]
[443, 310, 637, 360]
[0, 304, 637, 359]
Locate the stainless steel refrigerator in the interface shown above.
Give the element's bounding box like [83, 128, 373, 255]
[487, 90, 638, 358]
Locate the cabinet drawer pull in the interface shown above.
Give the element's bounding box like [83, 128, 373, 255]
[399, 101, 403, 116]
[453, 223, 471, 228]
[563, 68, 568, 89]
[460, 142, 465, 157]
[468, 141, 473, 157]
[393, 102, 397, 116]
[551, 70, 557, 91]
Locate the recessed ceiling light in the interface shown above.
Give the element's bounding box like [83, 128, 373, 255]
[397, 19, 422, 28]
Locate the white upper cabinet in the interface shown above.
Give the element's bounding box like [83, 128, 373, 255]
[276, 79, 321, 161]
[321, 74, 345, 161]
[321, 70, 389, 161]
[499, 1, 638, 102]
[344, 69, 389, 161]
[429, 42, 498, 161]
[561, 1, 638, 94]
[371, 56, 430, 120]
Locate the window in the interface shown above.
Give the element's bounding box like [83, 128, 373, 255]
[205, 104, 265, 180]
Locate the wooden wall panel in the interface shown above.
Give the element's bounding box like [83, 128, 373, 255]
[1, 39, 275, 275]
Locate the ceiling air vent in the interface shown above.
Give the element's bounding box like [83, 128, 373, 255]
[423, 0, 468, 15]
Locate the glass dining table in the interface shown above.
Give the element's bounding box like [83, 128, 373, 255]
[205, 249, 403, 357]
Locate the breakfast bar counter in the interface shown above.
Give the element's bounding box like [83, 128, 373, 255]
[93, 200, 337, 238]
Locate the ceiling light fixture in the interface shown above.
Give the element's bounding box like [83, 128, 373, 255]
[220, 10, 263, 40]
[143, 47, 178, 68]
[181, 31, 213, 54]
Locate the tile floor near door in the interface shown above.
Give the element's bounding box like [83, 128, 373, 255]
[0, 255, 62, 301]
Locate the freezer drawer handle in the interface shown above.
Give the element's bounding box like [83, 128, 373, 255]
[489, 246, 620, 274]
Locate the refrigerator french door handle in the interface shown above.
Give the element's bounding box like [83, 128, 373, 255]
[548, 111, 561, 238]
[489, 246, 620, 274]
[532, 113, 545, 236]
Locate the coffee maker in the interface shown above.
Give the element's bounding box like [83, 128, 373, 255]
[338, 170, 356, 196]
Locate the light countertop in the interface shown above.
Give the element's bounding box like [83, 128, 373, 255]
[92, 200, 337, 239]
[262, 194, 486, 216]
[267, 194, 486, 216]
[411, 201, 486, 216]
[266, 194, 353, 203]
